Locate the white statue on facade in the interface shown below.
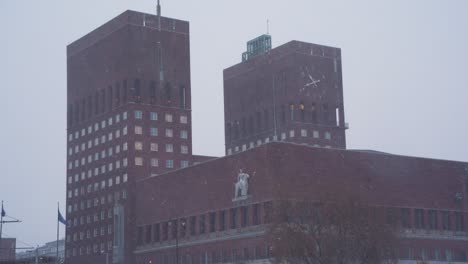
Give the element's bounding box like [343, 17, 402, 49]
[234, 171, 250, 199]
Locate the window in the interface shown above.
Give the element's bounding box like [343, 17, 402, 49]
[123, 126, 127, 135]
[116, 114, 120, 123]
[313, 130, 320, 138]
[289, 130, 295, 138]
[135, 142, 143, 151]
[180, 160, 188, 168]
[150, 112, 158, 121]
[101, 120, 106, 129]
[123, 173, 128, 182]
[230, 208, 237, 229]
[165, 128, 173, 137]
[455, 211, 464, 231]
[428, 210, 437, 229]
[150, 127, 158, 136]
[301, 129, 307, 137]
[108, 117, 113, 126]
[165, 113, 173, 122]
[199, 215, 206, 234]
[209, 212, 216, 232]
[165, 160, 174, 168]
[135, 157, 143, 166]
[281, 132, 286, 140]
[181, 145, 188, 154]
[123, 158, 128, 167]
[219, 210, 226, 231]
[150, 143, 158, 151]
[123, 111, 127, 120]
[108, 132, 113, 141]
[134, 110, 143, 119]
[441, 211, 451, 230]
[325, 131, 331, 140]
[414, 209, 425, 229]
[180, 115, 188, 124]
[135, 126, 143, 135]
[165, 144, 173, 153]
[180, 130, 188, 139]
[151, 158, 158, 167]
[123, 142, 128, 151]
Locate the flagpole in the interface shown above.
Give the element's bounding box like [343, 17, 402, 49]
[0, 200, 3, 244]
[56, 202, 59, 264]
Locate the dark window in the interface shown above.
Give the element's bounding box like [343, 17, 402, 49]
[299, 102, 305, 121]
[100, 89, 106, 113]
[386, 208, 396, 225]
[209, 212, 216, 232]
[87, 96, 92, 118]
[190, 216, 196, 236]
[137, 226, 144, 245]
[455, 212, 464, 231]
[311, 103, 317, 123]
[219, 210, 226, 231]
[115, 82, 121, 106]
[256, 111, 262, 132]
[150, 81, 156, 104]
[280, 105, 286, 124]
[180, 218, 186, 237]
[154, 223, 160, 242]
[94, 92, 99, 115]
[253, 204, 259, 225]
[199, 215, 205, 234]
[442, 211, 451, 230]
[179, 85, 186, 108]
[264, 109, 269, 130]
[230, 208, 237, 229]
[171, 219, 178, 239]
[241, 118, 246, 138]
[401, 208, 411, 228]
[264, 201, 273, 224]
[241, 206, 248, 227]
[225, 123, 232, 143]
[108, 86, 113, 110]
[428, 210, 438, 229]
[146, 225, 152, 244]
[163, 222, 169, 240]
[133, 79, 141, 101]
[222, 250, 229, 263]
[322, 103, 329, 124]
[248, 115, 254, 136]
[289, 103, 294, 121]
[414, 209, 425, 229]
[243, 248, 249, 260]
[231, 249, 238, 262]
[165, 82, 172, 102]
[122, 79, 127, 103]
[211, 251, 217, 264]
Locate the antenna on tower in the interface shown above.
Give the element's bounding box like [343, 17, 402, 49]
[157, 0, 161, 31]
[267, 19, 270, 35]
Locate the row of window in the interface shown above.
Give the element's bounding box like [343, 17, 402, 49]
[227, 129, 332, 155]
[68, 142, 189, 171]
[67, 190, 127, 214]
[396, 208, 465, 231]
[66, 240, 112, 258]
[68, 208, 113, 229]
[68, 78, 188, 127]
[401, 247, 467, 262]
[226, 103, 340, 142]
[68, 126, 189, 158]
[137, 202, 272, 246]
[68, 110, 188, 142]
[68, 224, 113, 242]
[67, 174, 128, 198]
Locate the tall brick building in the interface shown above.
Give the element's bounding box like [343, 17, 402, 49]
[65, 8, 201, 264]
[224, 38, 347, 155]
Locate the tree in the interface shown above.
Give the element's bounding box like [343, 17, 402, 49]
[268, 198, 399, 264]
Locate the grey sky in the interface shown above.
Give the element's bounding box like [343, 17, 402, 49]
[1, 0, 467, 249]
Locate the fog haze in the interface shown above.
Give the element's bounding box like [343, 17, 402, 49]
[1, 0, 467, 249]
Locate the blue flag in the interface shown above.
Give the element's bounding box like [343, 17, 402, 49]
[58, 209, 67, 225]
[1, 204, 5, 217]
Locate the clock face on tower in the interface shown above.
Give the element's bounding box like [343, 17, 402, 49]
[299, 65, 327, 97]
